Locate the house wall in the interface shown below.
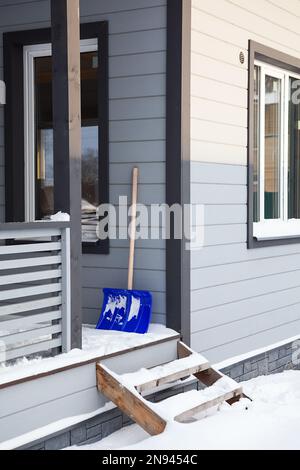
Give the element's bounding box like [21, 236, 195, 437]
[0, 0, 167, 325]
[190, 0, 300, 362]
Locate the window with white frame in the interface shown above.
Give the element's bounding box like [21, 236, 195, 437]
[253, 60, 300, 240]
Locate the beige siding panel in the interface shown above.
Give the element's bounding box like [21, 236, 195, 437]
[268, 0, 300, 17]
[192, 2, 300, 59]
[229, 0, 300, 35]
[191, 119, 247, 147]
[191, 52, 248, 88]
[191, 140, 247, 165]
[191, 75, 247, 107]
[191, 97, 247, 128]
[192, 0, 300, 54]
[191, 29, 248, 67]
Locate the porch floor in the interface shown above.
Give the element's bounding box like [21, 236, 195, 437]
[0, 324, 178, 388]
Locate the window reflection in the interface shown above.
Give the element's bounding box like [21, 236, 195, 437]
[34, 50, 99, 242]
[264, 75, 281, 220]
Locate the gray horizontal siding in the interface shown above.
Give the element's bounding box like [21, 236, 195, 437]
[190, 0, 300, 362]
[0, 0, 167, 325]
[191, 163, 300, 361]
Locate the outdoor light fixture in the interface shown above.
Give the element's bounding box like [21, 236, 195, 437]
[0, 80, 5, 105]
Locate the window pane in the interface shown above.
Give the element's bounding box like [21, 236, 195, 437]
[264, 74, 281, 220]
[82, 126, 99, 242]
[253, 65, 260, 222]
[34, 50, 100, 242]
[35, 56, 53, 220]
[288, 77, 300, 219]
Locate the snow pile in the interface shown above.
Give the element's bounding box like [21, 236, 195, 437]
[70, 371, 300, 451]
[0, 324, 177, 386]
[120, 352, 208, 389]
[50, 212, 70, 222]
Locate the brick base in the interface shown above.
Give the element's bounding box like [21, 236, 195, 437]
[23, 339, 300, 450]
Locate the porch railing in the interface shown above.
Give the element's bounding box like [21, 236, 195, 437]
[0, 222, 71, 364]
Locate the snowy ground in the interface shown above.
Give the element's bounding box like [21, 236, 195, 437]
[70, 371, 300, 451]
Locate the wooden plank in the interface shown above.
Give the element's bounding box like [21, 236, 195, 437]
[178, 343, 249, 404]
[1, 324, 62, 347]
[97, 364, 166, 436]
[178, 342, 223, 385]
[0, 269, 62, 286]
[0, 242, 61, 255]
[0, 283, 62, 302]
[174, 388, 243, 423]
[0, 310, 62, 332]
[51, 0, 82, 350]
[0, 255, 61, 271]
[0, 296, 62, 317]
[135, 358, 210, 393]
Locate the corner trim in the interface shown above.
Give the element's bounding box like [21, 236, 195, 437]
[166, 0, 191, 343]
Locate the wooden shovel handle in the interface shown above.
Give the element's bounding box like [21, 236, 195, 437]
[128, 167, 139, 290]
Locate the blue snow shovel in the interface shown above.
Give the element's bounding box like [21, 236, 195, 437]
[96, 168, 152, 334]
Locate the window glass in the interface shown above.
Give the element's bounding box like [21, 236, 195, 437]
[253, 65, 260, 223]
[264, 74, 281, 220]
[289, 77, 300, 219]
[34, 50, 99, 241]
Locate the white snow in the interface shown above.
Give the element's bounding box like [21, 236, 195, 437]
[120, 352, 208, 389]
[254, 220, 300, 240]
[50, 212, 70, 222]
[0, 324, 177, 387]
[127, 296, 141, 323]
[99, 361, 240, 424]
[69, 371, 300, 451]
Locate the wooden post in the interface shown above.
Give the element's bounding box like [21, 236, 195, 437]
[51, 0, 82, 349]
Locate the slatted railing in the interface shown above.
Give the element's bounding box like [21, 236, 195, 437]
[0, 222, 71, 364]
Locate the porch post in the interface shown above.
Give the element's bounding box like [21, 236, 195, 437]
[51, 0, 82, 349]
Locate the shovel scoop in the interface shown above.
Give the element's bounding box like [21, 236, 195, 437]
[96, 168, 152, 334]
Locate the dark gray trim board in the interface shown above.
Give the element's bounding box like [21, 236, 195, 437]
[3, 20, 109, 255]
[248, 40, 300, 249]
[166, 0, 191, 342]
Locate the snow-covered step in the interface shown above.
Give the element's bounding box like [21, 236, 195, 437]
[122, 353, 210, 393]
[96, 340, 246, 437]
[154, 377, 243, 423]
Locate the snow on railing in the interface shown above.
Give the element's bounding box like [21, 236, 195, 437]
[0, 222, 71, 364]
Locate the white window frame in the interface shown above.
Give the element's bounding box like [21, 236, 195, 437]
[254, 60, 300, 240]
[23, 38, 98, 222]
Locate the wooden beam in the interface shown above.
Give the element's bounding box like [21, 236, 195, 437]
[178, 342, 249, 404]
[51, 0, 82, 349]
[97, 364, 167, 436]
